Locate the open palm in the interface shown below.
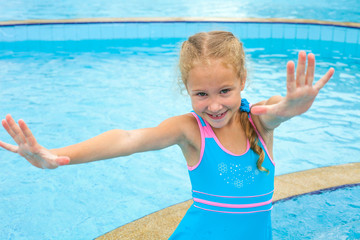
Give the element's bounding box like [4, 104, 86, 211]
[251, 51, 334, 119]
[0, 114, 70, 169]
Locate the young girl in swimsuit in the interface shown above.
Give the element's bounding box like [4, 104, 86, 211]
[0, 31, 334, 239]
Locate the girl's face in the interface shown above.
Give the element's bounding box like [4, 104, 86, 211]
[186, 59, 245, 129]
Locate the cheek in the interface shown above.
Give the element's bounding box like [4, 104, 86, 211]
[190, 98, 206, 111]
[225, 93, 242, 108]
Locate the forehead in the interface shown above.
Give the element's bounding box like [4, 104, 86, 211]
[187, 59, 238, 89]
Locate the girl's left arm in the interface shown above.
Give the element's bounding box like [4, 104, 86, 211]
[251, 51, 335, 130]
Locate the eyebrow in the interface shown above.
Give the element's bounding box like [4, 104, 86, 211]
[190, 86, 235, 94]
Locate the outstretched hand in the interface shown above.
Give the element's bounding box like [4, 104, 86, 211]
[251, 51, 334, 124]
[0, 114, 70, 169]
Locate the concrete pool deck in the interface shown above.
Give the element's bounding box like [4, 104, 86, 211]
[97, 162, 360, 240]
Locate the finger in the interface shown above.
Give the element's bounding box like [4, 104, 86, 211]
[286, 61, 296, 94]
[18, 119, 38, 147]
[296, 51, 307, 87]
[314, 68, 335, 91]
[2, 119, 15, 138]
[5, 114, 26, 144]
[305, 53, 315, 86]
[2, 118, 21, 145]
[0, 140, 19, 153]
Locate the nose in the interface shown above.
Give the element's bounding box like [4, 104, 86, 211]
[208, 98, 222, 113]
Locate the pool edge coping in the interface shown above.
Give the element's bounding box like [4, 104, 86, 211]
[96, 162, 360, 240]
[0, 17, 359, 29]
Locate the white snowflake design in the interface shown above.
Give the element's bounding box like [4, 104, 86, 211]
[234, 179, 244, 188]
[218, 162, 228, 174]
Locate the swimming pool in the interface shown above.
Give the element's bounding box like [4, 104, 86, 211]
[1, 0, 360, 23]
[273, 184, 360, 239]
[0, 20, 359, 239]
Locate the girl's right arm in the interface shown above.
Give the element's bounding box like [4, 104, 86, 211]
[0, 114, 188, 169]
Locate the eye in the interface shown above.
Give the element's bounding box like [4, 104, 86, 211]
[220, 89, 230, 94]
[196, 92, 207, 97]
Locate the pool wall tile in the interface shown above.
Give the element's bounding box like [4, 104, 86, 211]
[124, 23, 137, 39]
[52, 25, 65, 41]
[112, 23, 126, 39]
[259, 24, 271, 39]
[99, 24, 114, 40]
[26, 25, 39, 40]
[138, 23, 151, 39]
[308, 25, 321, 40]
[320, 26, 333, 41]
[0, 26, 16, 41]
[296, 25, 309, 40]
[272, 24, 284, 39]
[345, 28, 358, 44]
[284, 24, 296, 39]
[247, 23, 260, 39]
[14, 26, 28, 41]
[237, 24, 248, 39]
[153, 23, 162, 38]
[43, 26, 54, 41]
[88, 24, 102, 40]
[76, 24, 90, 40]
[173, 23, 187, 38]
[0, 21, 359, 58]
[164, 22, 174, 38]
[185, 23, 199, 37]
[62, 25, 76, 41]
[333, 27, 346, 43]
[195, 23, 208, 34]
[161, 23, 172, 38]
[227, 23, 238, 35]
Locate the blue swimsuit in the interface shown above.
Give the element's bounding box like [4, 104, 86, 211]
[169, 99, 275, 240]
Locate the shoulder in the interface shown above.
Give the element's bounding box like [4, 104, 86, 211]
[165, 113, 201, 150]
[157, 113, 199, 144]
[160, 113, 197, 130]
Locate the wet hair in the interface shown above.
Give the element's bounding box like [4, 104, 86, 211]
[179, 31, 268, 173]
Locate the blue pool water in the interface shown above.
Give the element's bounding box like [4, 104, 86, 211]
[0, 34, 359, 239]
[273, 184, 360, 239]
[1, 0, 360, 23]
[0, 0, 359, 238]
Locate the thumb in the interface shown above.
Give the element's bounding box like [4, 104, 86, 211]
[0, 140, 19, 153]
[250, 105, 270, 115]
[56, 156, 71, 166]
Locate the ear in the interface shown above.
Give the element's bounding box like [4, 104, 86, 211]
[240, 70, 247, 91]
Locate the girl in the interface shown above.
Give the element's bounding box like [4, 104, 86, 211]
[0, 31, 334, 239]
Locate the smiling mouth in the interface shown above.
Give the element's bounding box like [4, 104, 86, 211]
[207, 111, 227, 120]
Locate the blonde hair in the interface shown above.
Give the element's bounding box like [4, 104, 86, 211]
[179, 31, 268, 173]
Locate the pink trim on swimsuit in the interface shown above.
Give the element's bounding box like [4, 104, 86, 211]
[188, 112, 205, 171]
[188, 108, 275, 169]
[193, 198, 272, 209]
[192, 189, 274, 198]
[248, 113, 275, 166]
[193, 205, 273, 214]
[201, 122, 214, 139]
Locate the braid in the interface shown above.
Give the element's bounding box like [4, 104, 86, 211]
[239, 111, 268, 173]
